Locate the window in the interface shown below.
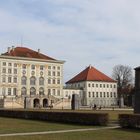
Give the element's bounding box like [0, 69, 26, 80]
[14, 63, 17, 67]
[88, 92, 91, 97]
[53, 66, 55, 70]
[100, 92, 102, 97]
[103, 84, 105, 88]
[8, 63, 12, 66]
[88, 83, 90, 87]
[2, 88, 6, 96]
[14, 77, 17, 83]
[57, 79, 60, 84]
[8, 77, 12, 83]
[92, 92, 94, 97]
[30, 76, 36, 85]
[8, 69, 12, 74]
[21, 76, 27, 85]
[48, 66, 51, 69]
[2, 76, 6, 83]
[48, 79, 51, 84]
[39, 77, 44, 85]
[8, 88, 11, 95]
[92, 84, 94, 87]
[114, 85, 116, 88]
[107, 92, 109, 97]
[107, 84, 109, 88]
[53, 89, 55, 95]
[57, 90, 60, 96]
[100, 84, 102, 88]
[96, 84, 98, 87]
[57, 72, 60, 76]
[103, 92, 105, 97]
[31, 65, 35, 69]
[3, 62, 6, 66]
[40, 65, 44, 70]
[13, 88, 17, 95]
[48, 89, 51, 95]
[110, 84, 112, 88]
[14, 69, 17, 74]
[39, 87, 44, 95]
[30, 87, 36, 95]
[48, 71, 51, 76]
[21, 87, 27, 96]
[57, 66, 60, 70]
[96, 92, 98, 97]
[53, 71, 55, 76]
[2, 68, 6, 73]
[22, 64, 26, 69]
[110, 92, 113, 97]
[53, 79, 55, 84]
[114, 92, 116, 97]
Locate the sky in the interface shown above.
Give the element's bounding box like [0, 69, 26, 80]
[0, 0, 139, 83]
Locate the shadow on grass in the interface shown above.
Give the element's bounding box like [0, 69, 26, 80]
[116, 128, 140, 133]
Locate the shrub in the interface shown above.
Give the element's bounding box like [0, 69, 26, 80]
[119, 114, 140, 128]
[0, 110, 108, 126]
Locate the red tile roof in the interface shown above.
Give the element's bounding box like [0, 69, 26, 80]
[66, 65, 116, 84]
[2, 47, 56, 60]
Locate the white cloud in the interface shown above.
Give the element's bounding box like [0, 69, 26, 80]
[0, 0, 139, 82]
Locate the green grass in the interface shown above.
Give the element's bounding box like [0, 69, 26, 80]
[0, 117, 96, 134]
[0, 129, 139, 140]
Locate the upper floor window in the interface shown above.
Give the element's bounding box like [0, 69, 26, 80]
[8, 88, 11, 95]
[13, 88, 17, 95]
[53, 79, 55, 84]
[21, 87, 27, 96]
[53, 72, 55, 76]
[92, 92, 94, 97]
[39, 87, 44, 95]
[57, 72, 60, 76]
[39, 77, 44, 85]
[88, 92, 91, 97]
[14, 69, 17, 74]
[8, 63, 12, 66]
[40, 65, 44, 70]
[53, 66, 55, 70]
[2, 68, 6, 73]
[22, 64, 26, 69]
[100, 84, 102, 88]
[30, 76, 36, 85]
[8, 77, 12, 83]
[48, 79, 51, 84]
[8, 69, 12, 74]
[96, 84, 98, 87]
[2, 76, 6, 83]
[31, 65, 35, 70]
[3, 62, 6, 66]
[48, 66, 51, 69]
[110, 84, 112, 88]
[30, 87, 36, 95]
[88, 83, 91, 87]
[57, 66, 60, 70]
[14, 77, 17, 83]
[57, 79, 60, 84]
[53, 89, 55, 95]
[92, 84, 94, 87]
[21, 76, 27, 85]
[14, 63, 17, 67]
[114, 85, 116, 88]
[48, 71, 51, 76]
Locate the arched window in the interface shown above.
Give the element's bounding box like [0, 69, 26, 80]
[39, 87, 44, 95]
[21, 76, 27, 85]
[30, 76, 36, 85]
[30, 87, 36, 95]
[21, 87, 27, 96]
[39, 77, 44, 85]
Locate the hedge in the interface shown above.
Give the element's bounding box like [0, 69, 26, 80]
[119, 114, 140, 128]
[0, 110, 108, 126]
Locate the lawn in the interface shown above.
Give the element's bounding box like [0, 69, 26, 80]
[0, 129, 139, 140]
[0, 117, 96, 134]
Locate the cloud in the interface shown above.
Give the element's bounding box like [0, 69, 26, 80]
[0, 0, 139, 82]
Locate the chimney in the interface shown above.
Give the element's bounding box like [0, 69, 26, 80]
[38, 49, 40, 53]
[89, 64, 92, 69]
[12, 46, 15, 51]
[7, 47, 11, 53]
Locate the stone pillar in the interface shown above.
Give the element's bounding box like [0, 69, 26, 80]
[71, 94, 80, 110]
[134, 67, 140, 114]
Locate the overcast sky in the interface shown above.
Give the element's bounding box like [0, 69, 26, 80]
[0, 0, 139, 83]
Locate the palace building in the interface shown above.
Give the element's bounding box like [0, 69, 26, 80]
[0, 46, 118, 109]
[65, 65, 118, 107]
[0, 46, 65, 108]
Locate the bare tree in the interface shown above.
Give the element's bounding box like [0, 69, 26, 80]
[112, 65, 133, 107]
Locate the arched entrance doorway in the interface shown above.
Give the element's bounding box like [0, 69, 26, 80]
[43, 98, 48, 108]
[33, 98, 40, 108]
